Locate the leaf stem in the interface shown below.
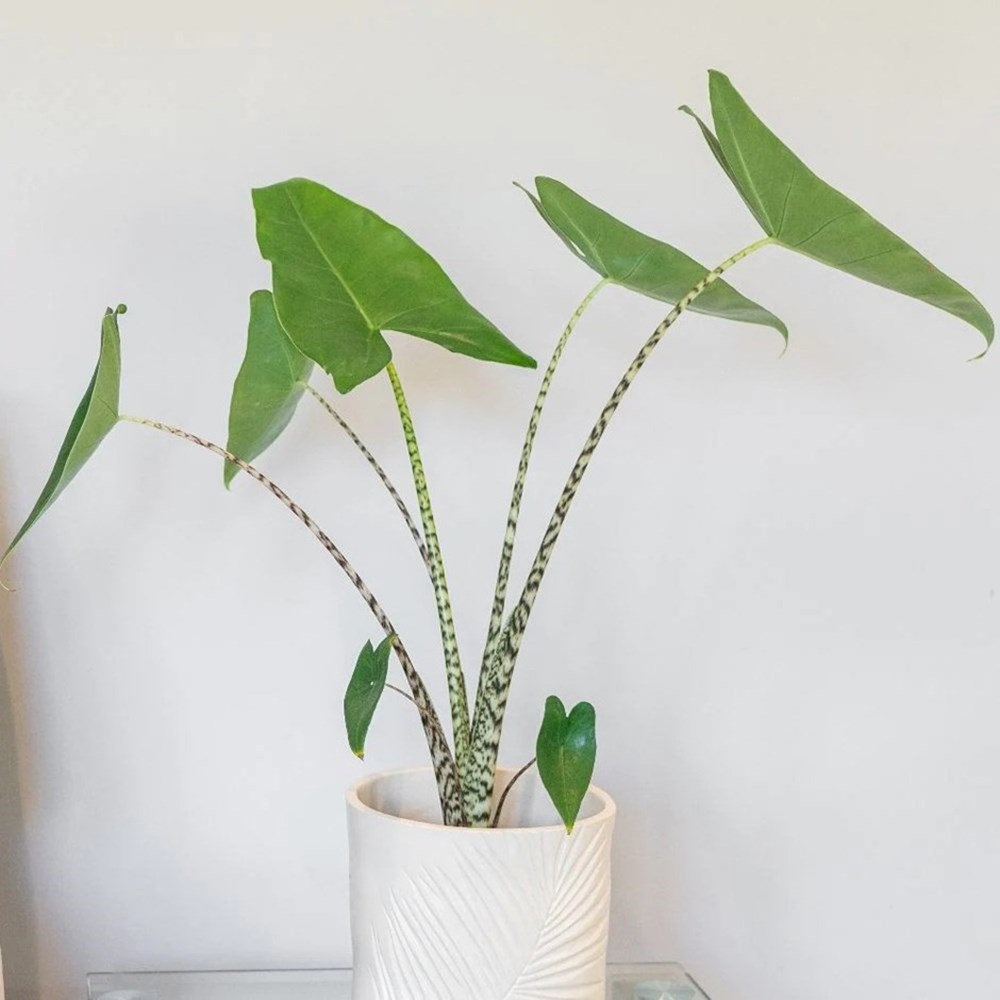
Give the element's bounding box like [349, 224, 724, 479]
[386, 682, 452, 749]
[490, 757, 537, 828]
[385, 362, 472, 789]
[466, 237, 773, 823]
[480, 277, 608, 672]
[303, 384, 432, 577]
[119, 413, 466, 825]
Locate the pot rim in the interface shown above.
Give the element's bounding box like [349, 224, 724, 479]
[346, 765, 616, 834]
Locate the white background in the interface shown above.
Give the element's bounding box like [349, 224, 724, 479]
[1, 2, 998, 998]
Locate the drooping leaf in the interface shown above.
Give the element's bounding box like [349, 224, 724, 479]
[536, 695, 597, 834]
[2, 306, 124, 567]
[224, 290, 313, 487]
[523, 177, 788, 341]
[253, 178, 537, 393]
[344, 635, 393, 758]
[687, 71, 993, 349]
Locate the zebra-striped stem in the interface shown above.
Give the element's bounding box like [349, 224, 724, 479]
[478, 279, 608, 679]
[465, 238, 773, 823]
[303, 384, 432, 577]
[385, 363, 472, 791]
[119, 414, 466, 826]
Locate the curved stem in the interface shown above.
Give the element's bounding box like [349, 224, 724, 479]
[465, 238, 773, 823]
[119, 413, 465, 825]
[385, 362, 471, 788]
[386, 682, 452, 748]
[304, 384, 432, 577]
[490, 757, 536, 828]
[480, 278, 608, 670]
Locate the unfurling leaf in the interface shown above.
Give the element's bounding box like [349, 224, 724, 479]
[2, 306, 125, 567]
[344, 635, 393, 758]
[253, 178, 537, 393]
[521, 177, 788, 342]
[224, 290, 313, 487]
[686, 71, 994, 349]
[536, 695, 597, 834]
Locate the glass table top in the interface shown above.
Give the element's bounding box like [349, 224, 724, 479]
[87, 964, 709, 999]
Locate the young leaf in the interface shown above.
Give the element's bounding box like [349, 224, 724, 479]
[253, 178, 537, 393]
[536, 696, 597, 834]
[2, 306, 124, 567]
[688, 71, 993, 349]
[344, 636, 393, 759]
[224, 290, 313, 487]
[523, 177, 788, 341]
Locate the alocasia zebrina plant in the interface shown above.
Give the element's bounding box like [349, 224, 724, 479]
[2, 72, 992, 830]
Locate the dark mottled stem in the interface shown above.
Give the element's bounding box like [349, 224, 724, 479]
[490, 757, 537, 829]
[385, 362, 471, 792]
[466, 238, 773, 823]
[386, 683, 452, 749]
[303, 384, 432, 577]
[120, 414, 466, 825]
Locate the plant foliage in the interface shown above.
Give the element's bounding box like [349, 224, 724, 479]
[4, 73, 992, 830]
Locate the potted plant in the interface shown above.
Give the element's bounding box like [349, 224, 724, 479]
[2, 72, 992, 999]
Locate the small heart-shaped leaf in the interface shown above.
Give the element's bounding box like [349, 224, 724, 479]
[253, 178, 536, 393]
[344, 636, 393, 759]
[685, 71, 993, 350]
[224, 290, 313, 487]
[2, 305, 125, 568]
[536, 695, 597, 834]
[522, 177, 788, 342]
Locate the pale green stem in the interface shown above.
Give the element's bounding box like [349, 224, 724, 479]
[465, 237, 774, 824]
[385, 362, 472, 787]
[119, 413, 466, 825]
[303, 383, 432, 576]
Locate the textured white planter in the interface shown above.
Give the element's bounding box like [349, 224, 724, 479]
[347, 766, 616, 1000]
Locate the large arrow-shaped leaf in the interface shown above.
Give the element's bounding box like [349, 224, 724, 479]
[2, 306, 124, 567]
[253, 178, 537, 393]
[522, 176, 788, 342]
[224, 290, 313, 487]
[536, 695, 597, 834]
[686, 71, 993, 349]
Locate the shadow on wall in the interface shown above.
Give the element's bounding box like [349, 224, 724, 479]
[0, 451, 41, 1000]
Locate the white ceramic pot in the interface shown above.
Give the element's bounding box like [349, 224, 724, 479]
[347, 766, 616, 1000]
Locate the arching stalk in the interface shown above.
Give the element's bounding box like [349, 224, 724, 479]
[304, 384, 432, 576]
[479, 278, 608, 663]
[120, 414, 466, 825]
[385, 362, 472, 790]
[465, 238, 773, 823]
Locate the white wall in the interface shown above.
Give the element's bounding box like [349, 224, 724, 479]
[1, 1, 998, 997]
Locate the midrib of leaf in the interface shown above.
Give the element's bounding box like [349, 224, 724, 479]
[285, 188, 378, 333]
[714, 97, 776, 235]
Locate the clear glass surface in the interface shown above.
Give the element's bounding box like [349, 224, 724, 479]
[87, 964, 710, 999]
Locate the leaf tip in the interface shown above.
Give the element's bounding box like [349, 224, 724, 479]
[354, 749, 366, 761]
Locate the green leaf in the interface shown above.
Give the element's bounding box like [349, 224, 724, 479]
[535, 695, 597, 834]
[521, 177, 787, 342]
[689, 71, 993, 350]
[344, 635, 393, 759]
[224, 290, 313, 487]
[2, 306, 124, 567]
[253, 178, 537, 393]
